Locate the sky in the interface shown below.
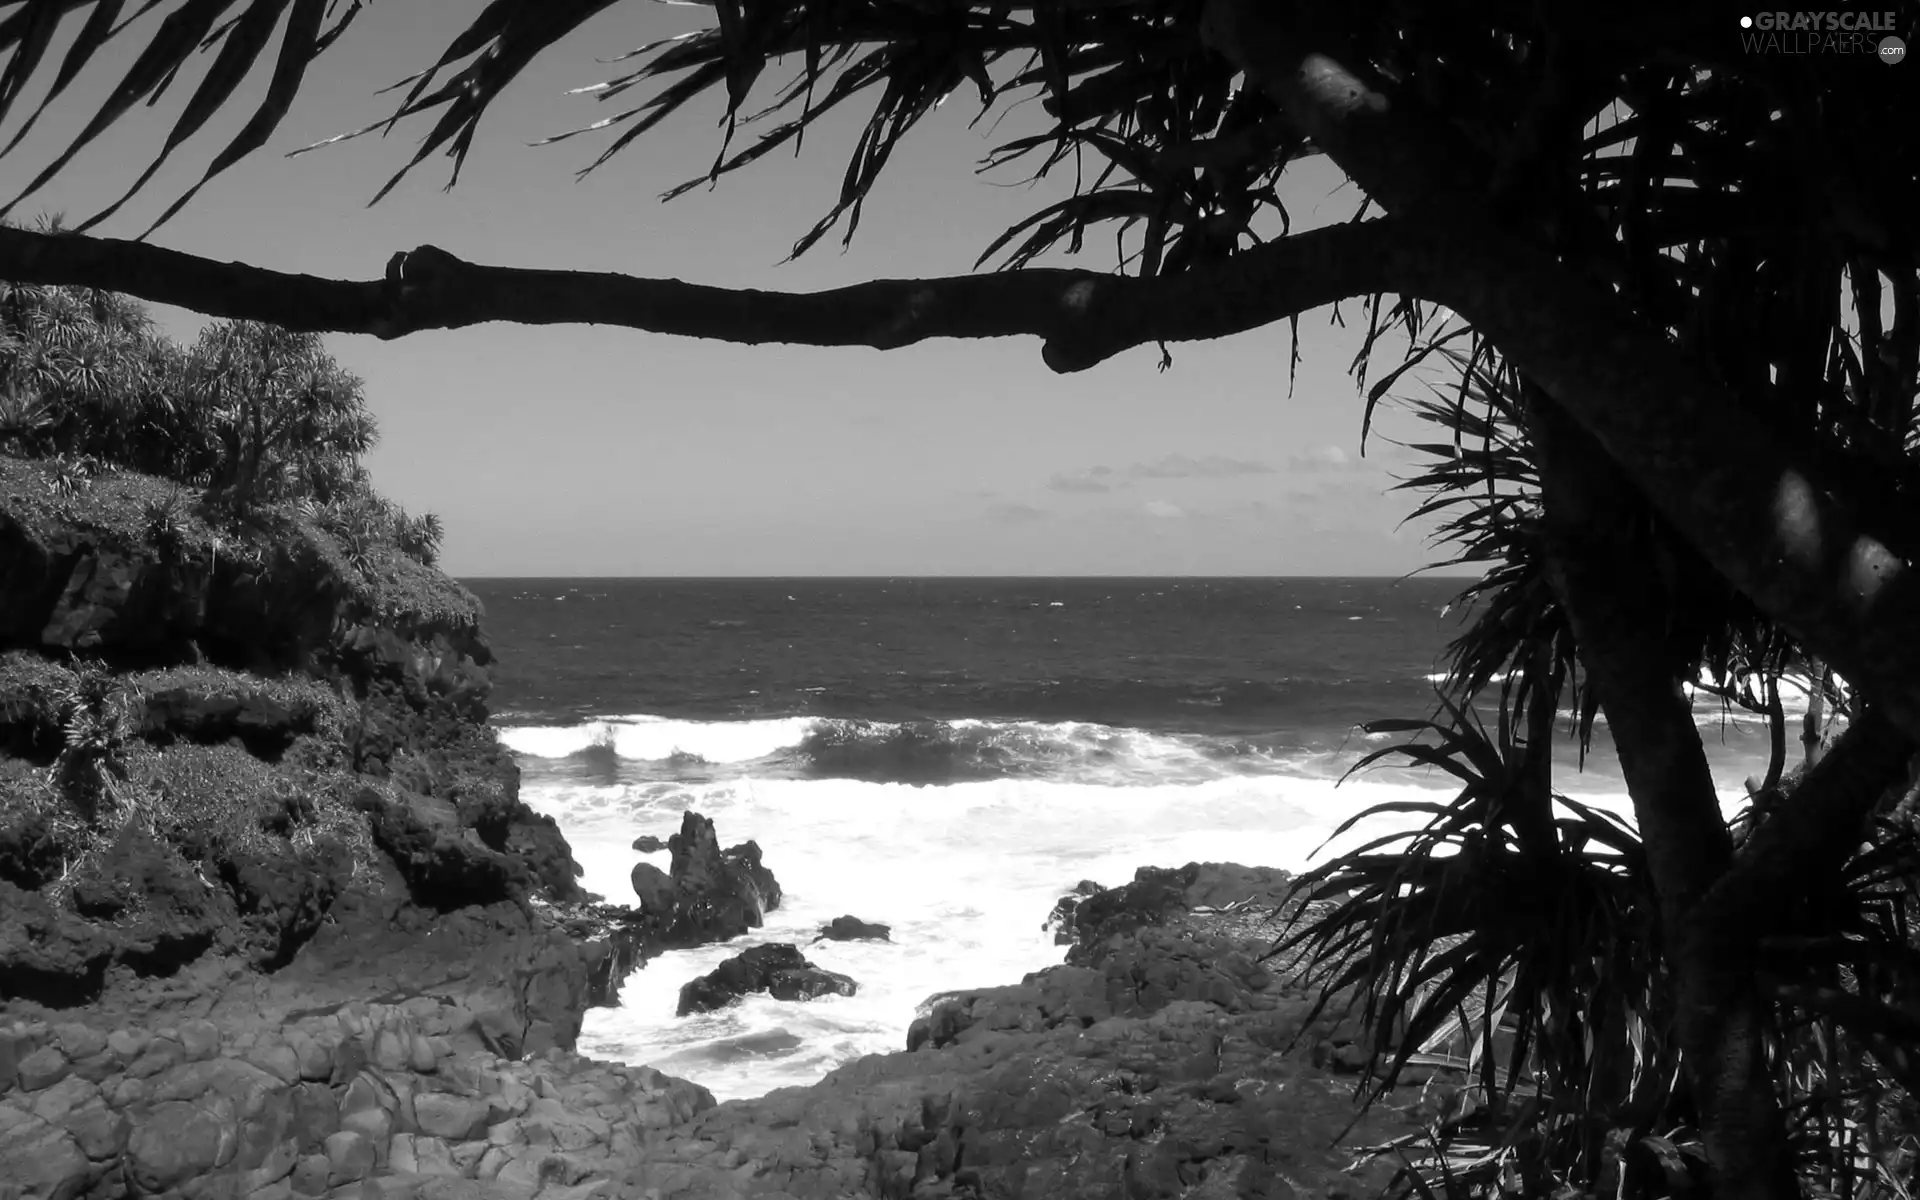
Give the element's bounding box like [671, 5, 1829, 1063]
[4, 2, 1459, 578]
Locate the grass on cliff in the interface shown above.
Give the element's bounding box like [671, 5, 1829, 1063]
[0, 653, 376, 899]
[0, 454, 481, 633]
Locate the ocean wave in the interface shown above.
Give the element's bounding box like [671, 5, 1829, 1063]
[498, 713, 1319, 786]
[497, 715, 817, 763]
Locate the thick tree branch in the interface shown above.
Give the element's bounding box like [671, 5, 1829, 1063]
[1697, 712, 1914, 936]
[1203, 0, 1920, 747]
[0, 219, 1431, 370]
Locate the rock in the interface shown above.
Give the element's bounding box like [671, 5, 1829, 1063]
[178, 1018, 221, 1062]
[29, 1074, 97, 1124]
[246, 1042, 302, 1086]
[0, 1103, 90, 1199]
[352, 786, 529, 912]
[323, 1130, 375, 1186]
[126, 1099, 231, 1193]
[628, 862, 676, 915]
[408, 1033, 439, 1073]
[16, 1044, 69, 1091]
[813, 915, 891, 942]
[664, 811, 782, 941]
[677, 943, 857, 1016]
[413, 1092, 492, 1141]
[51, 1024, 107, 1061]
[373, 1027, 408, 1071]
[61, 1097, 129, 1161]
[289, 1152, 330, 1196]
[1044, 879, 1105, 944]
[107, 1027, 150, 1061]
[630, 835, 665, 853]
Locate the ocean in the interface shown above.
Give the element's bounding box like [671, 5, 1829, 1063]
[472, 577, 1785, 1101]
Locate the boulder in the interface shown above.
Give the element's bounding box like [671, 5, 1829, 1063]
[630, 835, 665, 853]
[629, 863, 676, 915]
[676, 944, 857, 1016]
[812, 915, 891, 943]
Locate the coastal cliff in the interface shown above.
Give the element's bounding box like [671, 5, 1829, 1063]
[0, 452, 587, 1026]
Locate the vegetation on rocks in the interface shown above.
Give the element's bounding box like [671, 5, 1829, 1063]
[0, 274, 584, 1010]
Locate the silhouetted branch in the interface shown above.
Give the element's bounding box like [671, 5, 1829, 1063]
[0, 218, 1433, 371]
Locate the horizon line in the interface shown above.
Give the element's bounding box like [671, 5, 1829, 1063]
[453, 572, 1482, 581]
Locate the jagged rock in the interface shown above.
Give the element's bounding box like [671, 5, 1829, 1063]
[677, 944, 857, 1016]
[630, 835, 665, 853]
[813, 915, 891, 942]
[631, 811, 783, 939]
[665, 811, 782, 941]
[1043, 879, 1104, 945]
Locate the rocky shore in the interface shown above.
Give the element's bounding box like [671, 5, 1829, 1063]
[3, 856, 1429, 1200]
[1, 457, 1423, 1199]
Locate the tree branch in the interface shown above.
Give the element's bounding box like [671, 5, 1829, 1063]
[0, 218, 1432, 371]
[1696, 712, 1914, 937]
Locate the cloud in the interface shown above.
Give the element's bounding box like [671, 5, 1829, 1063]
[986, 502, 1048, 524]
[1287, 445, 1365, 473]
[1127, 453, 1274, 480]
[1047, 471, 1112, 493]
[1141, 499, 1185, 519]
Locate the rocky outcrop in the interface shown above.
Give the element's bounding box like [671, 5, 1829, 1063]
[0, 460, 588, 1013]
[2, 839, 1432, 1199]
[554, 812, 786, 1010]
[1057, 861, 1293, 966]
[676, 945, 857, 1016]
[814, 916, 890, 943]
[629, 867, 1417, 1199]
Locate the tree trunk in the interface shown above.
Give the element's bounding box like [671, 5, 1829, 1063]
[1532, 399, 1800, 1200]
[1802, 663, 1829, 768]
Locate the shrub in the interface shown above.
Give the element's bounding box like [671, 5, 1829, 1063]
[48, 660, 141, 825]
[2, 258, 448, 570]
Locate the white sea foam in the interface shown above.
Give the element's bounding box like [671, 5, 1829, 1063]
[498, 715, 817, 763]
[510, 715, 1770, 1103]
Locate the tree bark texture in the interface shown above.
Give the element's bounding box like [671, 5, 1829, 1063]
[1534, 401, 1801, 1200]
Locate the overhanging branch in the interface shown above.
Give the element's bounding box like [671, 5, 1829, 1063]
[0, 218, 1433, 371]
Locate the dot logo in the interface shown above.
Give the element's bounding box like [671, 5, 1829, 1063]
[1741, 15, 1754, 25]
[1882, 35, 1908, 62]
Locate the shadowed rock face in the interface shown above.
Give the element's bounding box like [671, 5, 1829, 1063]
[676, 944, 857, 1016]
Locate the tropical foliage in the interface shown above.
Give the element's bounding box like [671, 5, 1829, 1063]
[0, 242, 442, 566]
[0, 2, 1915, 1198]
